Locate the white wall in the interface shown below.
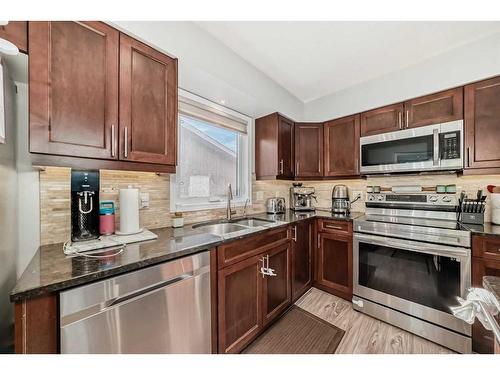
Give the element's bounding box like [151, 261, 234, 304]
[15, 82, 40, 277]
[304, 32, 500, 121]
[111, 21, 304, 120]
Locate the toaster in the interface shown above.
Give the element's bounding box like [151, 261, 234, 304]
[266, 197, 286, 214]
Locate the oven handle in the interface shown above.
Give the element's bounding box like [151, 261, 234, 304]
[354, 233, 470, 259]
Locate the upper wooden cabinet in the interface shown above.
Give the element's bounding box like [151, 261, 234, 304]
[464, 76, 500, 171]
[255, 113, 294, 179]
[324, 115, 360, 177]
[119, 34, 177, 165]
[28, 21, 178, 172]
[294, 123, 323, 178]
[360, 88, 463, 137]
[360, 103, 403, 137]
[405, 87, 463, 129]
[29, 21, 119, 160]
[0, 21, 28, 53]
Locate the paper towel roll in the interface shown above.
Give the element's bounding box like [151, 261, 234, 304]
[492, 194, 500, 225]
[119, 187, 140, 234]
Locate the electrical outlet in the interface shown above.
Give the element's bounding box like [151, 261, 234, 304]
[140, 192, 150, 209]
[256, 191, 264, 201]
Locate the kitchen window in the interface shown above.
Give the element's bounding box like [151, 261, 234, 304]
[171, 90, 252, 212]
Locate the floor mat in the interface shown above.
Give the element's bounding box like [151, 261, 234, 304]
[243, 306, 345, 354]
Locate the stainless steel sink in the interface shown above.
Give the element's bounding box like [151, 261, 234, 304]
[192, 222, 249, 236]
[192, 217, 276, 235]
[231, 218, 275, 227]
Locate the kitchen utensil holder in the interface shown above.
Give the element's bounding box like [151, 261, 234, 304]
[458, 199, 486, 225]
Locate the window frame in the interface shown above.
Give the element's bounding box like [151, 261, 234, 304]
[170, 89, 253, 213]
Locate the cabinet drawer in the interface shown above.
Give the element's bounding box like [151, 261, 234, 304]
[317, 219, 352, 234]
[217, 227, 290, 269]
[472, 235, 500, 261]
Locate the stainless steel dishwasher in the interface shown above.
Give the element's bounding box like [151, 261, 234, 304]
[60, 251, 211, 353]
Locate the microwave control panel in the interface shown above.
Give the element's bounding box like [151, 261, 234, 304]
[440, 131, 461, 160]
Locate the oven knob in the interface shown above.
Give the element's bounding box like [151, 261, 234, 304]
[429, 195, 438, 203]
[368, 195, 375, 201]
[442, 196, 452, 203]
[377, 195, 384, 201]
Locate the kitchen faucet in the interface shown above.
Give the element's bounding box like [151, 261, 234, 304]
[226, 183, 237, 220]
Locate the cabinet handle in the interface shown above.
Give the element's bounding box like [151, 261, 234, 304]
[317, 233, 320, 248]
[279, 159, 284, 174]
[124, 127, 129, 158]
[405, 110, 409, 129]
[292, 226, 297, 242]
[466, 147, 471, 168]
[111, 125, 116, 157]
[296, 161, 299, 176]
[398, 111, 402, 130]
[325, 224, 343, 230]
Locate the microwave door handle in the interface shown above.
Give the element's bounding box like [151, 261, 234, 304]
[433, 129, 439, 166]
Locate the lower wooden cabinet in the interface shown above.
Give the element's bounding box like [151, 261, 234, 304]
[291, 220, 313, 301]
[218, 253, 263, 354]
[471, 255, 500, 354]
[262, 243, 292, 326]
[217, 234, 292, 354]
[315, 221, 353, 301]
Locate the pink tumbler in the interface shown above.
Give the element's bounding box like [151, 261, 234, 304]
[99, 201, 115, 235]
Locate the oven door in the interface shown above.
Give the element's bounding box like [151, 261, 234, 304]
[353, 232, 471, 335]
[360, 124, 440, 174]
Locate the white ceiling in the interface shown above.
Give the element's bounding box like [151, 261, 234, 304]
[195, 21, 500, 103]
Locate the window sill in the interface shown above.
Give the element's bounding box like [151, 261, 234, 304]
[172, 199, 251, 213]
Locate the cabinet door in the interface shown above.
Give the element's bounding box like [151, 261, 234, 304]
[324, 115, 360, 177]
[0, 21, 28, 53]
[119, 34, 178, 165]
[292, 221, 313, 301]
[262, 242, 292, 326]
[278, 116, 294, 178]
[317, 232, 353, 300]
[465, 77, 500, 170]
[218, 254, 263, 354]
[360, 103, 403, 136]
[29, 21, 119, 159]
[404, 87, 463, 129]
[472, 257, 500, 354]
[295, 123, 323, 178]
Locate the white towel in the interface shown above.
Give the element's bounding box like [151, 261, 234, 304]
[451, 288, 500, 330]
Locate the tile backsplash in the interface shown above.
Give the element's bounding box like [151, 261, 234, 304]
[39, 167, 500, 245]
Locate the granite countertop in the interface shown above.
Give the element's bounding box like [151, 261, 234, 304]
[460, 222, 500, 237]
[11, 209, 363, 302]
[483, 276, 500, 306]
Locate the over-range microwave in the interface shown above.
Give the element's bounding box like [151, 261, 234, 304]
[360, 120, 463, 174]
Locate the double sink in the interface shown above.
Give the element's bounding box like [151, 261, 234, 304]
[192, 217, 276, 236]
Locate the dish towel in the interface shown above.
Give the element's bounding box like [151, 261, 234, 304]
[450, 288, 500, 331]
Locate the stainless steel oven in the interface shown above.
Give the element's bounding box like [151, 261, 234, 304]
[353, 191, 472, 353]
[360, 120, 463, 174]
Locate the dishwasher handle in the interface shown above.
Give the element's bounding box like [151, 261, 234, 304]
[106, 272, 194, 308]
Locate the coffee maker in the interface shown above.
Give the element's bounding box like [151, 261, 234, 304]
[290, 183, 317, 211]
[332, 184, 350, 215]
[71, 170, 100, 242]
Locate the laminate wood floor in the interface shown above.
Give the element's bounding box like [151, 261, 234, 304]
[295, 288, 454, 354]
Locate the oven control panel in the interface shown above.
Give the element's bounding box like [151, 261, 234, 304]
[366, 193, 457, 207]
